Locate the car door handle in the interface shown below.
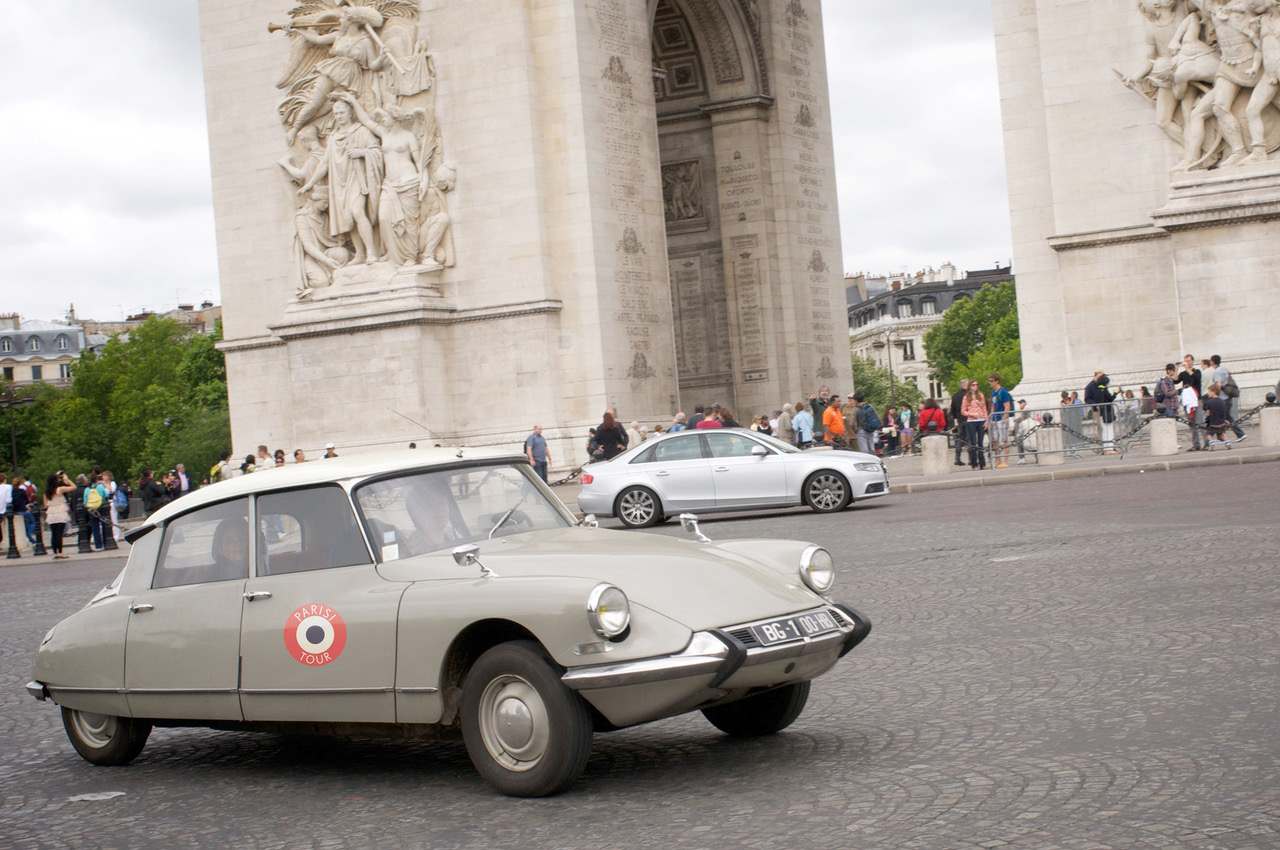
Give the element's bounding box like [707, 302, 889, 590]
[714, 467, 729, 472]
[243, 591, 273, 601]
[655, 471, 670, 477]
[129, 603, 154, 613]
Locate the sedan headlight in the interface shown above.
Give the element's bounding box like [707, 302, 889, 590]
[800, 546, 835, 594]
[587, 583, 631, 639]
[854, 462, 881, 472]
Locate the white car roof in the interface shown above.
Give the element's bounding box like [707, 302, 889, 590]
[142, 447, 526, 527]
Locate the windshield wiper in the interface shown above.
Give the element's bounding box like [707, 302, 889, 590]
[487, 496, 525, 539]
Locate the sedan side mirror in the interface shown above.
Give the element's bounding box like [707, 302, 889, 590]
[751, 445, 768, 457]
[452, 543, 498, 578]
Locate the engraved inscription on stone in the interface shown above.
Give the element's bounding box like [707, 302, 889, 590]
[733, 258, 768, 374]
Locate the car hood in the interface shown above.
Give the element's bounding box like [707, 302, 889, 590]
[409, 527, 827, 631]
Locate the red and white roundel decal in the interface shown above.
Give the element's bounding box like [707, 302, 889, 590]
[283, 604, 347, 667]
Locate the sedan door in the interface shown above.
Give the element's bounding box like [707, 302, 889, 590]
[635, 433, 715, 510]
[238, 486, 406, 723]
[704, 432, 790, 507]
[124, 498, 250, 721]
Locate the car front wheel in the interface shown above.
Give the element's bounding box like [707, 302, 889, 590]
[701, 682, 811, 737]
[461, 641, 593, 797]
[61, 707, 151, 766]
[616, 486, 662, 528]
[804, 470, 851, 513]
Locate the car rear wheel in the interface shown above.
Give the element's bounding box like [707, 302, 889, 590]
[701, 682, 811, 737]
[461, 641, 593, 797]
[616, 486, 662, 528]
[61, 707, 151, 766]
[804, 470, 851, 513]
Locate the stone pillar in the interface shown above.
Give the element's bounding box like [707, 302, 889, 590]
[1150, 417, 1179, 456]
[921, 434, 951, 476]
[1038, 426, 1065, 465]
[1261, 406, 1280, 447]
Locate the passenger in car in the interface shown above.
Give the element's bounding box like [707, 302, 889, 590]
[211, 518, 250, 581]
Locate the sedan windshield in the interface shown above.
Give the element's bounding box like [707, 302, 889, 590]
[354, 464, 572, 561]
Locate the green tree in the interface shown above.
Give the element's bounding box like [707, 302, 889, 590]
[849, 354, 925, 413]
[923, 280, 1021, 389]
[18, 316, 231, 484]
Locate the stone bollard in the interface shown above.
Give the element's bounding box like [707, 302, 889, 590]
[921, 433, 951, 476]
[1262, 406, 1280, 447]
[75, 499, 93, 554]
[1150, 416, 1179, 456]
[102, 511, 119, 551]
[1038, 425, 1065, 465]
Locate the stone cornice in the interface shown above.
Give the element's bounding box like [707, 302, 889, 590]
[262, 299, 564, 342]
[1150, 163, 1280, 230]
[1047, 224, 1170, 252]
[700, 95, 775, 124]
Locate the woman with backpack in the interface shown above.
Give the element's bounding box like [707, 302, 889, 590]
[44, 472, 76, 560]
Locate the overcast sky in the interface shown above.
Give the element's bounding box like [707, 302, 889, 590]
[1, 0, 1010, 322]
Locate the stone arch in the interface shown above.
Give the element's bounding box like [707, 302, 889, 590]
[649, 0, 767, 107]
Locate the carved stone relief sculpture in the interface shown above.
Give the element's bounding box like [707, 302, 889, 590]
[270, 0, 455, 299]
[1120, 0, 1280, 171]
[662, 161, 704, 222]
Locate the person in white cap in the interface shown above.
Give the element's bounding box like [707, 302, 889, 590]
[324, 443, 338, 458]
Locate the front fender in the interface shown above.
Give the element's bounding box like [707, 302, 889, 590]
[32, 596, 132, 716]
[392, 576, 693, 723]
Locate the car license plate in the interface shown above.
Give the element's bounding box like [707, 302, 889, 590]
[750, 610, 840, 646]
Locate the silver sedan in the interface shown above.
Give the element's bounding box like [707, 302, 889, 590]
[577, 429, 890, 527]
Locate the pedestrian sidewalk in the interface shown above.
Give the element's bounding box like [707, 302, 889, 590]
[0, 535, 130, 567]
[550, 439, 1280, 511]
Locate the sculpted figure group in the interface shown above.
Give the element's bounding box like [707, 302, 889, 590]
[1123, 0, 1280, 170]
[271, 0, 454, 299]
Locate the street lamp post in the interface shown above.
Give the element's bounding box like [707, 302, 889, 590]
[870, 326, 905, 407]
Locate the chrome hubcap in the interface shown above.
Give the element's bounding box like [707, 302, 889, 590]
[620, 490, 654, 525]
[809, 475, 845, 510]
[70, 710, 118, 749]
[478, 675, 549, 771]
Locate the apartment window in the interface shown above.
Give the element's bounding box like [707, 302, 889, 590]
[1, 339, 10, 353]
[921, 299, 937, 316]
[896, 301, 912, 319]
[2, 367, 12, 381]
[31, 365, 43, 381]
[27, 336, 40, 352]
[57, 335, 69, 350]
[899, 340, 916, 361]
[59, 363, 72, 380]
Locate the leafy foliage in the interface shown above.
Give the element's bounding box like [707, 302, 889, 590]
[923, 281, 1022, 391]
[849, 355, 926, 413]
[4, 317, 230, 486]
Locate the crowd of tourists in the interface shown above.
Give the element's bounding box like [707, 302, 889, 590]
[0, 466, 137, 560]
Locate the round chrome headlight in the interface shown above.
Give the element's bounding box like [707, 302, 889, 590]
[587, 583, 631, 638]
[800, 546, 835, 594]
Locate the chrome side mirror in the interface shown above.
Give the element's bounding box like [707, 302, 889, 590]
[679, 513, 711, 544]
[451, 543, 497, 578]
[579, 514, 599, 528]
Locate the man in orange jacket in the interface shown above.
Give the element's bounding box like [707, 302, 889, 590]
[823, 397, 846, 446]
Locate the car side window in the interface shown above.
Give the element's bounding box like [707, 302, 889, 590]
[649, 436, 705, 462]
[152, 498, 250, 589]
[257, 486, 372, 575]
[705, 432, 759, 458]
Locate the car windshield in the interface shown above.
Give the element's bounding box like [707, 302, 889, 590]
[353, 464, 572, 561]
[750, 432, 801, 454]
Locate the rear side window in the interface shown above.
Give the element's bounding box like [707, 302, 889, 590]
[257, 486, 372, 575]
[642, 436, 705, 463]
[153, 499, 250, 589]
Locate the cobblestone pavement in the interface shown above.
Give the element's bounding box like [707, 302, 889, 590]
[2, 465, 1276, 849]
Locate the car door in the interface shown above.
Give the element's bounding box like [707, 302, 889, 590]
[637, 433, 715, 510]
[124, 498, 250, 721]
[238, 485, 406, 723]
[704, 432, 790, 507]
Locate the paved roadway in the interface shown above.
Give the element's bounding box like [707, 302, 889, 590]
[1, 465, 1276, 849]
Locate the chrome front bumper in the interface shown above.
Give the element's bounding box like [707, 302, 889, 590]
[26, 681, 47, 701]
[561, 604, 871, 692]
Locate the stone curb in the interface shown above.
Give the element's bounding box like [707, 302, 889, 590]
[890, 448, 1280, 494]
